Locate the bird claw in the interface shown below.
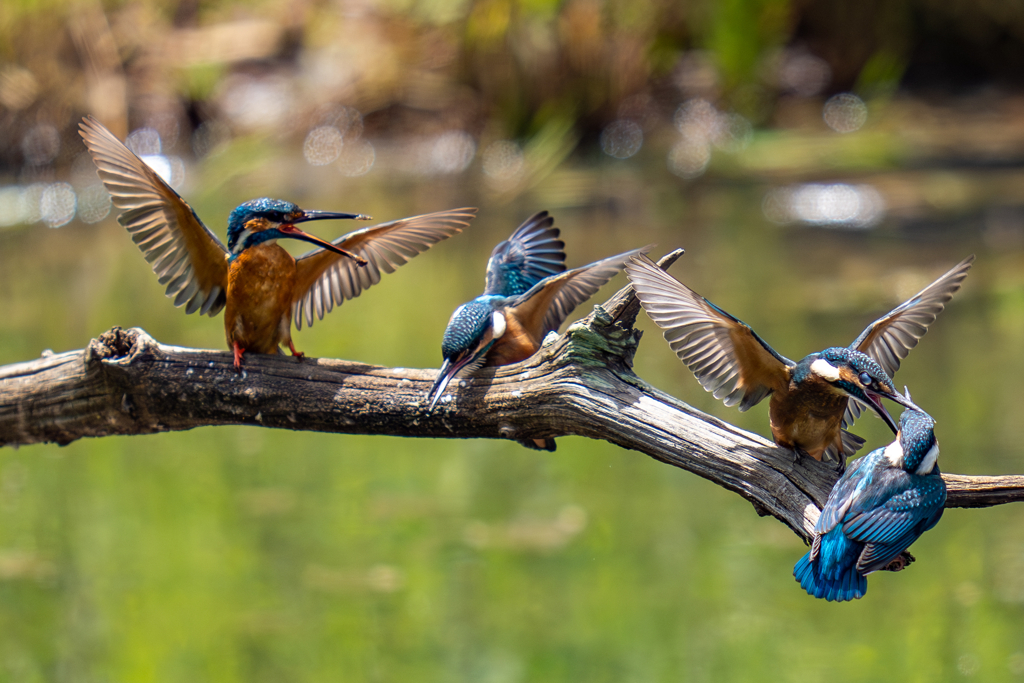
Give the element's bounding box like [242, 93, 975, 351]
[883, 552, 916, 572]
[232, 343, 245, 370]
[287, 342, 305, 360]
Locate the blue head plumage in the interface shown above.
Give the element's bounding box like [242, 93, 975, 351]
[428, 295, 507, 410]
[227, 198, 301, 253]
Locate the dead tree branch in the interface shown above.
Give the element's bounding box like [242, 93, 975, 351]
[2, 270, 1022, 539]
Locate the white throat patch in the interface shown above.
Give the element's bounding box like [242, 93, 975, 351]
[491, 311, 507, 338]
[810, 358, 841, 382]
[883, 440, 904, 467]
[915, 442, 940, 476]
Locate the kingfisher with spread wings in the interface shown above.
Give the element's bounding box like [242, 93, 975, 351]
[426, 211, 649, 450]
[625, 253, 973, 465]
[80, 117, 475, 368]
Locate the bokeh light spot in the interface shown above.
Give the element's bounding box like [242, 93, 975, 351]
[304, 125, 344, 166]
[600, 120, 643, 159]
[778, 50, 832, 96]
[823, 93, 868, 133]
[21, 124, 60, 166]
[763, 183, 885, 228]
[40, 182, 76, 228]
[482, 140, 525, 186]
[431, 131, 476, 174]
[338, 140, 375, 177]
[668, 139, 711, 179]
[127, 128, 162, 156]
[0, 186, 30, 227]
[76, 185, 112, 224]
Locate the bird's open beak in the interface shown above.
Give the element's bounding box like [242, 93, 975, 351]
[279, 211, 373, 265]
[426, 353, 477, 412]
[863, 386, 925, 434]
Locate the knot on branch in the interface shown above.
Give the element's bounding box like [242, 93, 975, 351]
[85, 327, 162, 371]
[555, 302, 643, 373]
[86, 326, 140, 363]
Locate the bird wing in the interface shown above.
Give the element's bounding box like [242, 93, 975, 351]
[843, 254, 974, 427]
[507, 246, 650, 340]
[841, 473, 946, 574]
[625, 253, 793, 411]
[483, 211, 566, 297]
[293, 208, 476, 329]
[79, 116, 229, 316]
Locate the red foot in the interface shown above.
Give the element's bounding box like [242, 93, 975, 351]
[287, 341, 305, 360]
[232, 342, 245, 369]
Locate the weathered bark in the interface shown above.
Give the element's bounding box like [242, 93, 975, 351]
[2, 270, 1022, 540]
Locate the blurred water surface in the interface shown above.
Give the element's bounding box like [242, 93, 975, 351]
[1, 142, 1024, 682]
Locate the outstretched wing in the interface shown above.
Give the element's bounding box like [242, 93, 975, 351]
[625, 253, 793, 411]
[483, 210, 566, 297]
[508, 246, 650, 339]
[79, 116, 228, 316]
[293, 208, 477, 329]
[843, 254, 974, 427]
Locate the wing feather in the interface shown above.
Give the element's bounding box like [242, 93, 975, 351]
[844, 255, 974, 427]
[293, 208, 476, 329]
[625, 253, 793, 411]
[79, 116, 228, 317]
[484, 211, 566, 296]
[507, 247, 651, 340]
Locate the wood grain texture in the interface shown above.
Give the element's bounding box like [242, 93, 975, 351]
[2, 269, 1022, 540]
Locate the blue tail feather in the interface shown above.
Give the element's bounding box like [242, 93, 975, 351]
[794, 551, 867, 602]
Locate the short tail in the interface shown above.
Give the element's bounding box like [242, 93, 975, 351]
[793, 552, 867, 602]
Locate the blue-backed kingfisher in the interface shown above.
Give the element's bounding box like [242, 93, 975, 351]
[80, 117, 476, 368]
[426, 211, 650, 450]
[624, 253, 972, 464]
[794, 403, 945, 601]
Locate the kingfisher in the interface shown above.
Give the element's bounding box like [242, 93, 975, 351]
[624, 253, 973, 464]
[80, 116, 476, 368]
[426, 210, 649, 449]
[794, 404, 946, 601]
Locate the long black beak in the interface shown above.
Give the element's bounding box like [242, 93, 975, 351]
[279, 210, 373, 265]
[294, 210, 372, 223]
[426, 353, 478, 412]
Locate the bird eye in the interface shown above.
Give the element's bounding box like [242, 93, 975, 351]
[858, 372, 872, 386]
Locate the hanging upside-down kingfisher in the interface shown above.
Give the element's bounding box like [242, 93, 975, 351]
[794, 404, 946, 601]
[79, 116, 476, 368]
[624, 253, 973, 464]
[426, 210, 650, 450]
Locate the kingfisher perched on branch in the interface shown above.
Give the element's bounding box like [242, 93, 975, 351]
[794, 403, 946, 601]
[624, 253, 972, 464]
[426, 211, 650, 449]
[80, 116, 476, 368]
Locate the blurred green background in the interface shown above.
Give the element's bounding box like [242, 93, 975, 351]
[3, 0, 1024, 680]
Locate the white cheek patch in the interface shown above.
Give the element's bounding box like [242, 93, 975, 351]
[915, 442, 940, 476]
[810, 358, 841, 382]
[232, 229, 253, 254]
[492, 311, 507, 338]
[883, 440, 904, 467]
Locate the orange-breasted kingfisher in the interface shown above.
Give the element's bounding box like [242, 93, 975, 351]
[794, 404, 945, 601]
[79, 116, 476, 368]
[426, 211, 649, 449]
[624, 253, 973, 464]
